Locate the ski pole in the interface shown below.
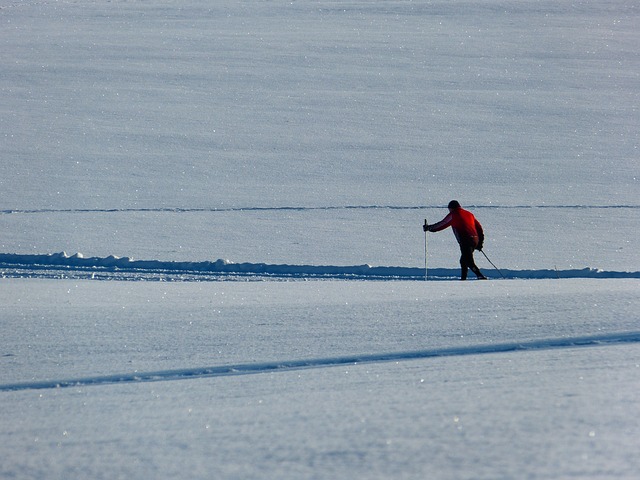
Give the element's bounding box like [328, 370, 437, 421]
[479, 249, 505, 279]
[423, 219, 428, 281]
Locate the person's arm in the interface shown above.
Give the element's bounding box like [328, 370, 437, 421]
[427, 213, 453, 232]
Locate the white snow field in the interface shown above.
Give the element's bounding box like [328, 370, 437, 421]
[1, 0, 639, 479]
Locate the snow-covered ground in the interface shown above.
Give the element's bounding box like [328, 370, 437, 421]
[1, 0, 639, 478]
[2, 279, 640, 479]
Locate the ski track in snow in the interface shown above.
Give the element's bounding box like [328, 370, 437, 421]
[2, 332, 639, 392]
[1, 204, 639, 215]
[0, 252, 638, 281]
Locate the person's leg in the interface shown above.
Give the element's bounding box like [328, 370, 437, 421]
[460, 241, 486, 280]
[469, 260, 486, 279]
[459, 243, 472, 280]
[459, 255, 469, 280]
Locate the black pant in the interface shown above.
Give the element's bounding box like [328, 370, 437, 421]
[459, 238, 484, 280]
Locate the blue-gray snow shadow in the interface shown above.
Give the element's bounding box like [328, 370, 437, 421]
[2, 332, 640, 392]
[0, 253, 638, 280]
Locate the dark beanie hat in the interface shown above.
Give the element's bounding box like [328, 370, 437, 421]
[448, 200, 461, 209]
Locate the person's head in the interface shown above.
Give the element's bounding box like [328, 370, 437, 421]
[448, 200, 461, 211]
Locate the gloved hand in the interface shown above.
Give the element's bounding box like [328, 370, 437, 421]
[423, 223, 429, 232]
[476, 242, 483, 251]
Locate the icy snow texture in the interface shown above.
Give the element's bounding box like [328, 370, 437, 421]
[1, 0, 639, 479]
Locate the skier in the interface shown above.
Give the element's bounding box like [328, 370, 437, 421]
[424, 200, 487, 280]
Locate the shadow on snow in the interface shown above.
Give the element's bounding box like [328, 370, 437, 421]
[0, 252, 638, 281]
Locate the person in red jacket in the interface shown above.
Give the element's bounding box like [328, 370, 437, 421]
[424, 200, 487, 280]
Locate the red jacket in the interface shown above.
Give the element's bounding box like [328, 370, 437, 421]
[428, 207, 484, 247]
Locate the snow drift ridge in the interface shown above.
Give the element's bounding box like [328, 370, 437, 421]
[0, 252, 638, 281]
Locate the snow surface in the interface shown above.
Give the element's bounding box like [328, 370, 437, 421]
[1, 0, 639, 478]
